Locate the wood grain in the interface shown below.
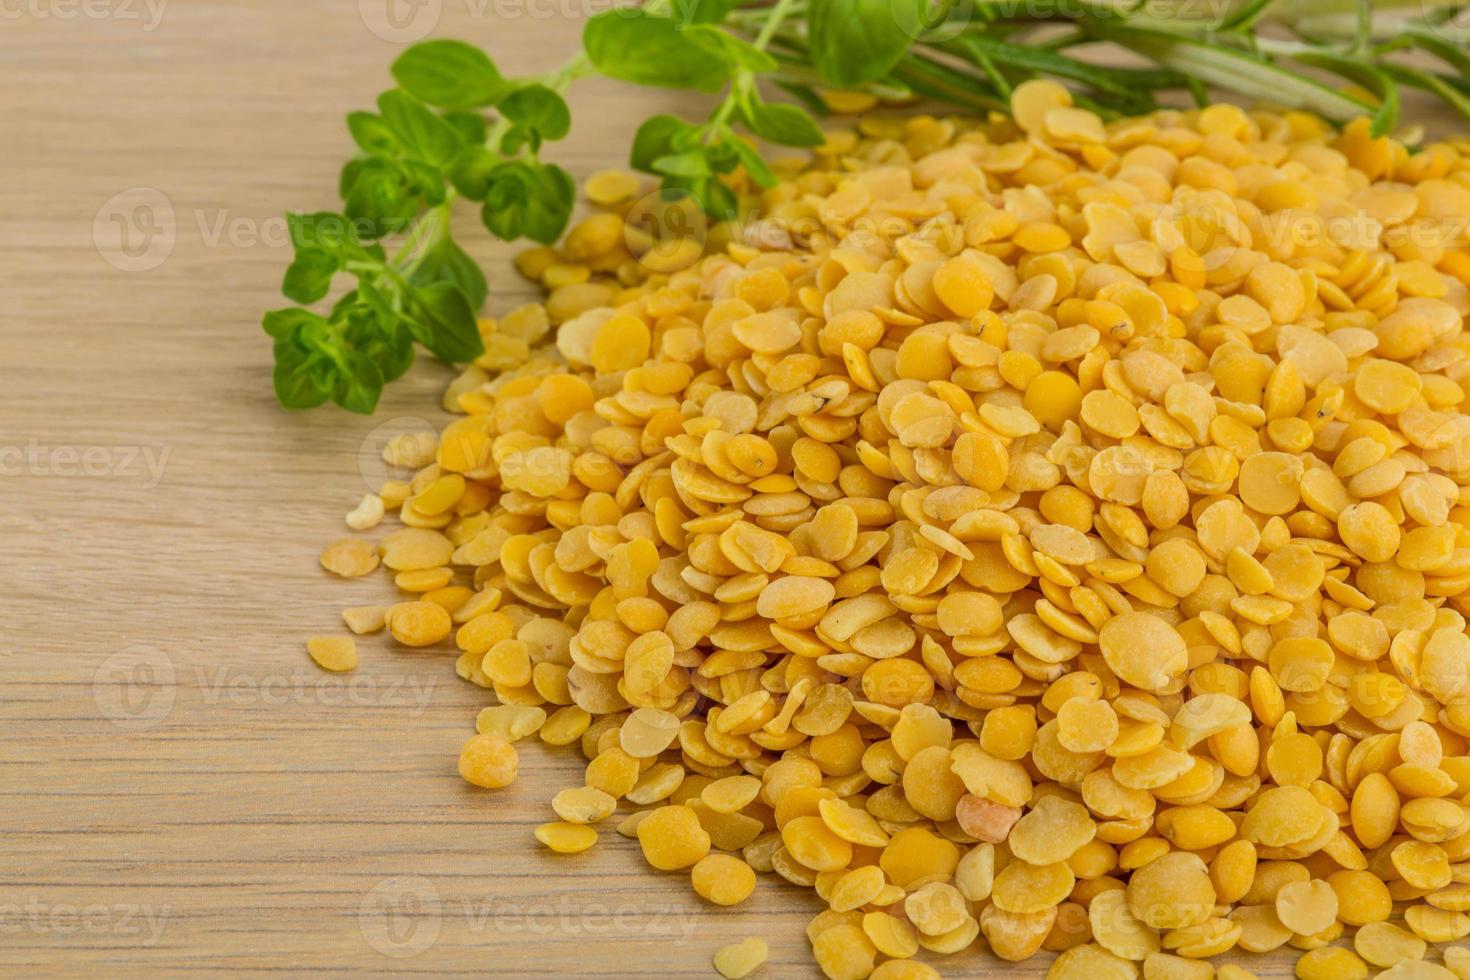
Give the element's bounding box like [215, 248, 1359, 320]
[0, 3, 1454, 977]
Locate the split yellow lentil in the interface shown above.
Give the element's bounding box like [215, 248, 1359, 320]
[305, 635, 357, 672]
[713, 937, 768, 979]
[312, 83, 1470, 979]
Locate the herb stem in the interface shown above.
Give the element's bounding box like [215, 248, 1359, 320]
[542, 52, 595, 93]
[753, 0, 801, 50]
[398, 201, 452, 272]
[702, 0, 800, 145]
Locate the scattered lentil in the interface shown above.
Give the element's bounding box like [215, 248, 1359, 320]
[306, 635, 357, 672]
[713, 937, 768, 979]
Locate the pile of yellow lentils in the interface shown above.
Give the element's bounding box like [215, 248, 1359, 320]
[312, 80, 1470, 979]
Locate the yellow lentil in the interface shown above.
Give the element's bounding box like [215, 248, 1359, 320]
[458, 733, 517, 789]
[305, 635, 357, 672]
[387, 600, 451, 647]
[1356, 920, 1429, 967]
[341, 605, 386, 634]
[691, 853, 757, 906]
[534, 821, 597, 854]
[1295, 945, 1368, 980]
[319, 537, 379, 577]
[310, 93, 1470, 979]
[713, 937, 768, 979]
[637, 805, 711, 871]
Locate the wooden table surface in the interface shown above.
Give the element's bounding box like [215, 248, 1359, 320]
[0, 3, 1457, 977]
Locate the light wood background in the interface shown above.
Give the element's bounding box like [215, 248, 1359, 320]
[0, 3, 1456, 978]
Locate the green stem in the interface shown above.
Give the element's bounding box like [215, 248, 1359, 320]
[392, 201, 452, 275]
[706, 82, 747, 135]
[703, 0, 800, 144]
[542, 52, 595, 91]
[753, 0, 800, 49]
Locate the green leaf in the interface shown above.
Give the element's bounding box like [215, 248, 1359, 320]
[661, 176, 738, 221]
[670, 0, 736, 26]
[339, 157, 371, 199]
[347, 112, 397, 155]
[1213, 0, 1277, 32]
[404, 283, 484, 363]
[347, 292, 416, 382]
[411, 234, 489, 310]
[652, 149, 713, 178]
[948, 35, 1142, 97]
[400, 158, 450, 206]
[1402, 27, 1470, 77]
[808, 0, 925, 86]
[443, 110, 489, 146]
[378, 90, 463, 168]
[726, 137, 776, 188]
[742, 98, 826, 147]
[376, 325, 416, 383]
[773, 81, 830, 117]
[630, 114, 695, 172]
[1288, 51, 1400, 136]
[704, 139, 742, 176]
[499, 84, 572, 147]
[261, 307, 325, 341]
[685, 25, 779, 74]
[273, 344, 330, 410]
[1097, 28, 1373, 123]
[391, 40, 511, 109]
[282, 248, 339, 304]
[888, 52, 1008, 114]
[342, 161, 419, 238]
[332, 351, 384, 414]
[482, 161, 576, 245]
[450, 146, 499, 201]
[287, 211, 360, 252]
[584, 10, 729, 92]
[691, 177, 739, 221]
[1383, 64, 1470, 124]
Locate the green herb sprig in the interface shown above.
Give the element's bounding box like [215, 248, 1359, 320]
[264, 40, 588, 412]
[266, 0, 1470, 412]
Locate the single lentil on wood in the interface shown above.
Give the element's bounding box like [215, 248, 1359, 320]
[313, 82, 1470, 978]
